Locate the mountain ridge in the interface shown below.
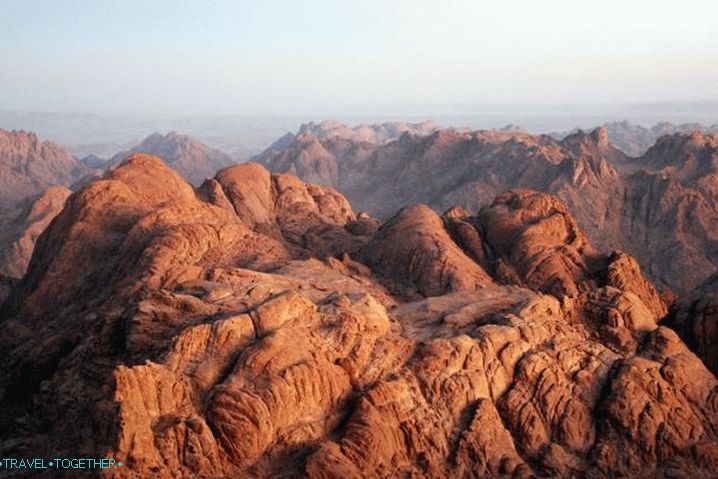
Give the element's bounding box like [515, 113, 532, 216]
[257, 127, 718, 292]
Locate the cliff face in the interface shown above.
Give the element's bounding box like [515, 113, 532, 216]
[667, 272, 718, 376]
[258, 127, 718, 293]
[0, 155, 715, 479]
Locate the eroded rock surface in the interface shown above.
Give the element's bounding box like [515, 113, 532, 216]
[0, 158, 715, 479]
[0, 129, 95, 278]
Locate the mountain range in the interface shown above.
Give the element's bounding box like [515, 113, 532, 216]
[0, 129, 89, 208]
[3, 121, 718, 295]
[257, 124, 718, 293]
[0, 153, 716, 478]
[554, 121, 718, 156]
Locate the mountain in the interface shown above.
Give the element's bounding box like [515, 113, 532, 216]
[109, 131, 236, 185]
[0, 155, 716, 478]
[554, 121, 718, 156]
[256, 127, 620, 217]
[257, 127, 718, 293]
[0, 129, 89, 209]
[0, 129, 92, 278]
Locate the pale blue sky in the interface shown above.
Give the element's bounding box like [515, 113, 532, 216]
[1, 0, 717, 114]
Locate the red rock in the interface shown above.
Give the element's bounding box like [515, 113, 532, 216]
[0, 129, 89, 208]
[360, 204, 493, 297]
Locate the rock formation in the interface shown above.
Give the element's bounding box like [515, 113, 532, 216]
[258, 127, 718, 293]
[294, 119, 441, 144]
[1, 155, 716, 478]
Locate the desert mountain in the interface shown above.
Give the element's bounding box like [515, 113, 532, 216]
[109, 131, 236, 185]
[666, 271, 718, 376]
[0, 129, 92, 278]
[0, 129, 88, 209]
[257, 127, 718, 293]
[555, 121, 718, 156]
[0, 155, 716, 478]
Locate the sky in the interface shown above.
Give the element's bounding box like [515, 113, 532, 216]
[1, 0, 717, 115]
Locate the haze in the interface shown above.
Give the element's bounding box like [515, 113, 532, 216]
[1, 0, 717, 116]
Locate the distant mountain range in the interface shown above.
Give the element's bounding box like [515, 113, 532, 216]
[295, 119, 441, 143]
[3, 103, 717, 157]
[554, 121, 718, 156]
[0, 129, 89, 208]
[258, 123, 718, 293]
[2, 120, 718, 293]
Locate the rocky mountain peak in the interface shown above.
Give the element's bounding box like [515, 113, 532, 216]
[590, 126, 609, 146]
[0, 129, 89, 207]
[561, 126, 614, 153]
[109, 132, 235, 186]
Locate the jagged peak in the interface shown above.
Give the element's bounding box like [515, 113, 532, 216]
[646, 130, 718, 158]
[589, 126, 609, 146]
[561, 126, 612, 150]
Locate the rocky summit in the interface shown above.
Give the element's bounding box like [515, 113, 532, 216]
[0, 154, 716, 478]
